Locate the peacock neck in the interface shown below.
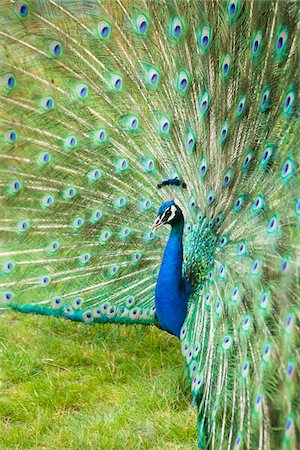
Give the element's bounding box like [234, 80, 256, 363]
[162, 221, 184, 281]
[155, 219, 190, 338]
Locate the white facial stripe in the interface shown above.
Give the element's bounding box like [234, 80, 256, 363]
[168, 205, 177, 222]
[160, 205, 176, 223]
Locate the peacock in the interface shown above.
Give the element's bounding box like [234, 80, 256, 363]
[0, 0, 299, 448]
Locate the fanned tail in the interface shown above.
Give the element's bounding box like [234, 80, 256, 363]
[0, 1, 299, 448]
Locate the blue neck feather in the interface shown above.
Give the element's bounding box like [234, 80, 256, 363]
[155, 218, 190, 338]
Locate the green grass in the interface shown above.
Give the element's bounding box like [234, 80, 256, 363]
[0, 312, 197, 449]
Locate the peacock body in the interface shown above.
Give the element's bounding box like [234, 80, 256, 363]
[0, 0, 299, 448]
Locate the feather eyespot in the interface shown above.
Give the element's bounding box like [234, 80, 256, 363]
[63, 186, 77, 201]
[98, 21, 111, 39]
[15, 1, 29, 18]
[281, 258, 288, 273]
[94, 129, 107, 144]
[38, 152, 50, 165]
[283, 87, 296, 116]
[41, 194, 54, 208]
[63, 136, 77, 150]
[242, 150, 253, 171]
[227, 0, 240, 21]
[144, 158, 154, 172]
[221, 54, 231, 79]
[126, 115, 139, 131]
[146, 67, 159, 87]
[176, 69, 190, 94]
[215, 300, 223, 316]
[2, 261, 14, 274]
[75, 83, 88, 98]
[252, 31, 262, 58]
[241, 360, 249, 377]
[242, 315, 250, 331]
[198, 26, 212, 53]
[207, 189, 216, 206]
[2, 291, 14, 302]
[260, 86, 270, 112]
[199, 158, 208, 178]
[135, 15, 149, 36]
[236, 95, 246, 118]
[285, 418, 293, 437]
[222, 168, 234, 188]
[87, 168, 101, 183]
[222, 335, 232, 350]
[5, 130, 17, 143]
[9, 179, 22, 194]
[49, 41, 62, 57]
[111, 74, 123, 91]
[275, 28, 288, 60]
[199, 92, 210, 116]
[252, 194, 265, 213]
[159, 116, 171, 136]
[3, 73, 16, 90]
[236, 241, 247, 257]
[48, 241, 59, 253]
[41, 97, 54, 111]
[260, 144, 274, 168]
[170, 17, 184, 39]
[220, 121, 229, 143]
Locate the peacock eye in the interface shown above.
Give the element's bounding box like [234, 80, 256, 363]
[185, 130, 195, 152]
[159, 116, 170, 135]
[15, 2, 29, 18]
[236, 95, 246, 117]
[130, 117, 138, 129]
[41, 97, 54, 111]
[222, 335, 232, 350]
[147, 68, 159, 86]
[176, 69, 190, 94]
[283, 88, 295, 116]
[199, 91, 210, 115]
[94, 129, 107, 143]
[241, 360, 249, 378]
[49, 41, 62, 57]
[98, 21, 111, 39]
[242, 151, 253, 170]
[260, 86, 270, 111]
[136, 15, 149, 35]
[275, 28, 288, 60]
[75, 83, 88, 98]
[110, 74, 123, 91]
[252, 194, 265, 213]
[5, 130, 17, 143]
[3, 291, 14, 302]
[207, 189, 216, 206]
[220, 121, 229, 143]
[3, 73, 16, 89]
[285, 418, 293, 435]
[198, 26, 212, 53]
[252, 31, 262, 58]
[221, 54, 231, 79]
[170, 17, 184, 39]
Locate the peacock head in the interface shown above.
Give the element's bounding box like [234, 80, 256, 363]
[152, 200, 183, 232]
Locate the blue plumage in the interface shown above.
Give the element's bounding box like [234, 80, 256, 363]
[154, 201, 190, 337]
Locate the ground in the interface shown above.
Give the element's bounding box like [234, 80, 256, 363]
[0, 312, 197, 449]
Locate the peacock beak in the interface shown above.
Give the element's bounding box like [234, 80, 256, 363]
[152, 216, 164, 232]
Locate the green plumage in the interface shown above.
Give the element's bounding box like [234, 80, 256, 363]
[0, 0, 299, 448]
